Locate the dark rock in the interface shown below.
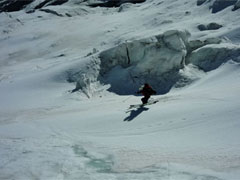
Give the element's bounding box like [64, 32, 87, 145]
[0, 0, 69, 12]
[34, 0, 52, 9]
[212, 0, 237, 13]
[197, 0, 207, 6]
[65, 13, 72, 17]
[197, 24, 207, 31]
[207, 22, 223, 30]
[26, 9, 35, 13]
[0, 0, 34, 12]
[232, 0, 240, 10]
[39, 8, 63, 16]
[48, 0, 69, 6]
[88, 0, 145, 8]
[198, 22, 222, 31]
[35, 0, 68, 9]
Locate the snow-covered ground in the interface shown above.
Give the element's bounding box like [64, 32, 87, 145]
[0, 0, 240, 179]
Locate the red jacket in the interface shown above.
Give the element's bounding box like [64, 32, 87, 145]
[138, 84, 156, 96]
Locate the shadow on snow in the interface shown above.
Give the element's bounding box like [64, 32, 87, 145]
[124, 106, 149, 122]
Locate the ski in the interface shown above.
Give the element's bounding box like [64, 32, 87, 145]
[127, 100, 159, 111]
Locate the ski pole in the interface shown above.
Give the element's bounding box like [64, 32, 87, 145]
[122, 96, 132, 102]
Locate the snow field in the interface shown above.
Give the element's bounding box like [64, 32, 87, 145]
[0, 0, 240, 179]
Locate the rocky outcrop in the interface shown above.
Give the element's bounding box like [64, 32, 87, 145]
[88, 0, 146, 8]
[34, 0, 69, 9]
[197, 0, 207, 6]
[232, 0, 240, 10]
[0, 0, 34, 12]
[212, 0, 237, 13]
[0, 0, 69, 13]
[39, 8, 64, 16]
[197, 22, 223, 31]
[197, 0, 239, 13]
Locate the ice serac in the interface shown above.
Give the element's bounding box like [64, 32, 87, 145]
[186, 43, 240, 71]
[99, 30, 190, 94]
[70, 29, 240, 96]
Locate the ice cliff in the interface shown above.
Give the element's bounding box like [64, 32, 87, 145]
[68, 30, 240, 96]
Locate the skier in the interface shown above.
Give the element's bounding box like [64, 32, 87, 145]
[137, 83, 156, 104]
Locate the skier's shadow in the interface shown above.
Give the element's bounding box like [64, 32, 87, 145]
[124, 106, 149, 122]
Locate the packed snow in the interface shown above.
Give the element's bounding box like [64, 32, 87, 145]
[0, 0, 240, 179]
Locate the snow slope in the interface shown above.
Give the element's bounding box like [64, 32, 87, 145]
[0, 0, 240, 179]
